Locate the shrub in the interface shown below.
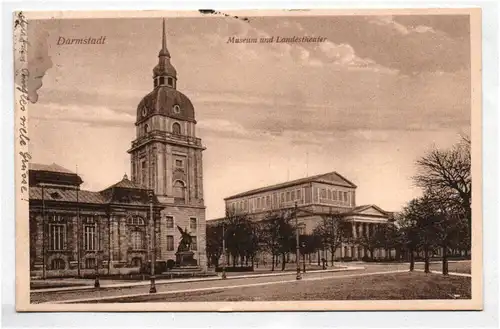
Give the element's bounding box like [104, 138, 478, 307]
[140, 261, 168, 274]
[166, 259, 175, 270]
[215, 266, 254, 273]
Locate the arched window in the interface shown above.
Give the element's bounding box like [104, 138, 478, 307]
[131, 257, 142, 267]
[144, 124, 149, 135]
[127, 216, 145, 226]
[172, 122, 181, 135]
[173, 180, 185, 201]
[51, 258, 65, 270]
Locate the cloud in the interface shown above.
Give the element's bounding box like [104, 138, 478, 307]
[30, 102, 135, 127]
[369, 16, 411, 35]
[361, 16, 468, 74]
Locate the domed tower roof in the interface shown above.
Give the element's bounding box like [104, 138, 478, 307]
[137, 87, 196, 123]
[136, 18, 195, 124]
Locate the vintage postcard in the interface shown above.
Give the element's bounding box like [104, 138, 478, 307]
[14, 9, 482, 312]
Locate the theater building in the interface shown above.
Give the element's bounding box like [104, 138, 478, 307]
[209, 172, 394, 263]
[28, 19, 207, 277]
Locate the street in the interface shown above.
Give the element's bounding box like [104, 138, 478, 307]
[30, 261, 471, 304]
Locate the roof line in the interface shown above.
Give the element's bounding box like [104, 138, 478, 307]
[224, 171, 356, 200]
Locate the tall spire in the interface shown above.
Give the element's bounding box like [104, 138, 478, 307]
[153, 18, 177, 84]
[162, 18, 167, 51]
[159, 18, 170, 58]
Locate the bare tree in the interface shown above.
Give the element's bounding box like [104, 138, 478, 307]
[260, 209, 295, 271]
[413, 137, 471, 240]
[206, 222, 223, 267]
[313, 213, 351, 266]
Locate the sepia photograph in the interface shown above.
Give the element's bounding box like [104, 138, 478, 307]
[13, 9, 482, 311]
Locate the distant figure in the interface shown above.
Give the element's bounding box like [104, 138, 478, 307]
[176, 225, 192, 252]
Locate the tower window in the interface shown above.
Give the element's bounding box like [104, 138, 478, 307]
[173, 180, 186, 202]
[154, 78, 158, 87]
[168, 77, 173, 86]
[159, 77, 165, 85]
[173, 104, 181, 114]
[144, 124, 149, 134]
[172, 122, 181, 135]
[166, 216, 174, 228]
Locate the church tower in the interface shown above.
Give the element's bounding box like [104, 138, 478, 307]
[128, 19, 206, 269]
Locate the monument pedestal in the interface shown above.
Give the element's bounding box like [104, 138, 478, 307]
[175, 251, 197, 267]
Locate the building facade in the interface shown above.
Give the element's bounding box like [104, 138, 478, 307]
[210, 172, 394, 263]
[29, 164, 165, 277]
[28, 19, 207, 278]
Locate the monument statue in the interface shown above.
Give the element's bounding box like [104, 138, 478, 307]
[175, 225, 197, 266]
[176, 225, 192, 252]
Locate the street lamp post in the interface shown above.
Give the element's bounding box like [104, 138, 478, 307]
[149, 191, 157, 293]
[221, 222, 227, 279]
[94, 250, 100, 288]
[41, 184, 46, 280]
[295, 202, 301, 280]
[301, 242, 306, 273]
[94, 217, 100, 288]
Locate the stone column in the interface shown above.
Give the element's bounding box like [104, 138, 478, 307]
[157, 145, 165, 196]
[166, 145, 173, 196]
[118, 217, 127, 263]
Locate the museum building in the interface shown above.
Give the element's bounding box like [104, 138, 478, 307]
[28, 19, 207, 277]
[209, 172, 395, 263]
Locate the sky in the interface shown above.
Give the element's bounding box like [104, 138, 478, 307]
[27, 14, 471, 219]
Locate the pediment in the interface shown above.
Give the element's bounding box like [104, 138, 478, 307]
[350, 205, 388, 217]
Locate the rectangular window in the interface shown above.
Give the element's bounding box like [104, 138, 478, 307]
[280, 193, 285, 203]
[83, 225, 97, 251]
[167, 77, 173, 86]
[159, 76, 165, 85]
[85, 258, 96, 269]
[328, 190, 332, 200]
[131, 231, 144, 249]
[141, 159, 147, 185]
[190, 236, 197, 251]
[167, 235, 174, 251]
[175, 159, 183, 167]
[244, 200, 248, 210]
[266, 196, 271, 207]
[273, 193, 277, 206]
[166, 216, 174, 228]
[286, 191, 291, 201]
[333, 190, 337, 200]
[190, 218, 197, 230]
[291, 191, 295, 200]
[344, 192, 348, 202]
[297, 189, 301, 199]
[321, 189, 327, 198]
[49, 224, 65, 251]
